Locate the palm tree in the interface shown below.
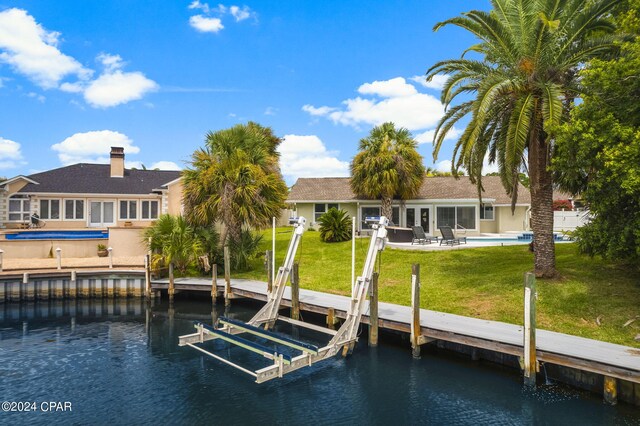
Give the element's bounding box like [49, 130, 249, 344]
[182, 122, 288, 246]
[426, 0, 620, 277]
[143, 214, 204, 274]
[351, 122, 425, 220]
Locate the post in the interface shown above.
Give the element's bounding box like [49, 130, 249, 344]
[351, 216, 356, 298]
[523, 272, 537, 387]
[272, 216, 276, 285]
[70, 270, 77, 298]
[211, 263, 218, 304]
[168, 262, 175, 303]
[0, 249, 4, 272]
[411, 264, 421, 358]
[22, 273, 29, 302]
[265, 250, 273, 294]
[291, 263, 300, 320]
[144, 254, 151, 299]
[604, 376, 618, 405]
[224, 245, 231, 307]
[327, 307, 337, 330]
[56, 247, 62, 270]
[107, 247, 113, 269]
[369, 271, 379, 347]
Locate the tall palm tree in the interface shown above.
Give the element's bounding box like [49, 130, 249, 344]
[182, 122, 288, 246]
[351, 122, 425, 220]
[426, 0, 620, 277]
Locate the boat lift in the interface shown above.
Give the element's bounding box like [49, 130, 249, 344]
[179, 215, 389, 383]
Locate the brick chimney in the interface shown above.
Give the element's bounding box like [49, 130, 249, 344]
[110, 147, 125, 178]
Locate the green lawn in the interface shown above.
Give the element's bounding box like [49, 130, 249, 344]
[234, 228, 640, 347]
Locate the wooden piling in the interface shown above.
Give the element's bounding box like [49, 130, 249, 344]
[327, 307, 337, 330]
[69, 271, 77, 298]
[291, 263, 300, 321]
[168, 262, 175, 303]
[523, 272, 537, 387]
[369, 272, 379, 347]
[224, 246, 231, 307]
[411, 264, 421, 358]
[0, 249, 4, 272]
[266, 250, 273, 294]
[604, 376, 618, 405]
[144, 254, 151, 300]
[211, 263, 218, 304]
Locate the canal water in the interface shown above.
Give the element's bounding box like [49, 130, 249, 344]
[0, 299, 638, 425]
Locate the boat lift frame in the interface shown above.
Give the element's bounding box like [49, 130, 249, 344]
[179, 216, 389, 383]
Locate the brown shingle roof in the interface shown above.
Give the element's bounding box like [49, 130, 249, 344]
[287, 176, 532, 204]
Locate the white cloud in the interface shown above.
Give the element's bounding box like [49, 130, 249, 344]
[358, 77, 417, 98]
[59, 82, 84, 93]
[83, 70, 157, 108]
[230, 5, 251, 21]
[278, 135, 349, 181]
[150, 161, 181, 171]
[189, 15, 224, 33]
[51, 130, 140, 165]
[0, 137, 26, 169]
[96, 53, 124, 73]
[435, 159, 452, 173]
[303, 76, 445, 131]
[188, 1, 212, 13]
[27, 91, 45, 103]
[0, 8, 91, 89]
[415, 127, 462, 144]
[410, 74, 448, 90]
[483, 153, 500, 174]
[264, 106, 277, 116]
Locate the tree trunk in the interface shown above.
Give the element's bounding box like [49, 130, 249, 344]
[528, 131, 556, 278]
[380, 196, 393, 222]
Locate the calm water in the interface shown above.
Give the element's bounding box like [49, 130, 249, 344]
[0, 298, 638, 426]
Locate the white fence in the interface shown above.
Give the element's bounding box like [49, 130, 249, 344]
[553, 210, 591, 232]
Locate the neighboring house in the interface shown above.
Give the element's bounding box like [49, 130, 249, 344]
[287, 176, 534, 236]
[0, 147, 182, 229]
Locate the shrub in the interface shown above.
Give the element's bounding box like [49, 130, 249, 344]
[226, 230, 264, 272]
[318, 208, 352, 243]
[553, 199, 573, 211]
[142, 214, 204, 274]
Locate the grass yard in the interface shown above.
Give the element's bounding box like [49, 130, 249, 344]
[234, 228, 640, 347]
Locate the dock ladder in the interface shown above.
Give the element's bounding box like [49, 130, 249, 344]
[179, 216, 389, 383]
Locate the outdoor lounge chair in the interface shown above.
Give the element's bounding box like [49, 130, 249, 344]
[412, 226, 435, 245]
[30, 213, 46, 229]
[438, 225, 466, 246]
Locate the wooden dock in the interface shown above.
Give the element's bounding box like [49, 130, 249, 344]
[152, 277, 640, 388]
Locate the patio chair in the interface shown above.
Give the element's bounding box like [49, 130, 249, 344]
[30, 213, 46, 229]
[412, 226, 435, 245]
[438, 225, 466, 246]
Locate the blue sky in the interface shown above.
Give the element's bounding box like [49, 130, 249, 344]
[0, 0, 491, 184]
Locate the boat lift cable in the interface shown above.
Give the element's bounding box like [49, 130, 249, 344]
[178, 216, 389, 383]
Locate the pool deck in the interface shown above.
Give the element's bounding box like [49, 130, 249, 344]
[152, 277, 640, 385]
[0, 256, 145, 274]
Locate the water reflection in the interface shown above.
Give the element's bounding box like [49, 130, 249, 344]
[0, 299, 638, 425]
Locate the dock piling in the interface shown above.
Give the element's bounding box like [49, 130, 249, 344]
[211, 263, 218, 303]
[265, 250, 273, 294]
[291, 263, 300, 320]
[369, 272, 379, 347]
[168, 263, 175, 303]
[0, 249, 4, 272]
[327, 307, 337, 330]
[224, 246, 231, 307]
[604, 376, 618, 405]
[411, 264, 421, 359]
[523, 272, 537, 387]
[144, 255, 151, 300]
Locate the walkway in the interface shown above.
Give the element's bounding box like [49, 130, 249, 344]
[152, 277, 640, 384]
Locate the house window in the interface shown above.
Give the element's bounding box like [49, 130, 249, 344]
[39, 199, 61, 220]
[361, 206, 381, 230]
[480, 203, 494, 221]
[436, 206, 476, 230]
[314, 203, 339, 222]
[8, 196, 30, 221]
[141, 200, 159, 219]
[65, 200, 84, 220]
[120, 200, 138, 220]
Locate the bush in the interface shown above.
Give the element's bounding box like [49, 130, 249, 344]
[318, 208, 352, 243]
[553, 199, 573, 211]
[226, 230, 264, 271]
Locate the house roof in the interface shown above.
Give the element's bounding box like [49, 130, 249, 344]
[287, 176, 533, 204]
[17, 163, 182, 195]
